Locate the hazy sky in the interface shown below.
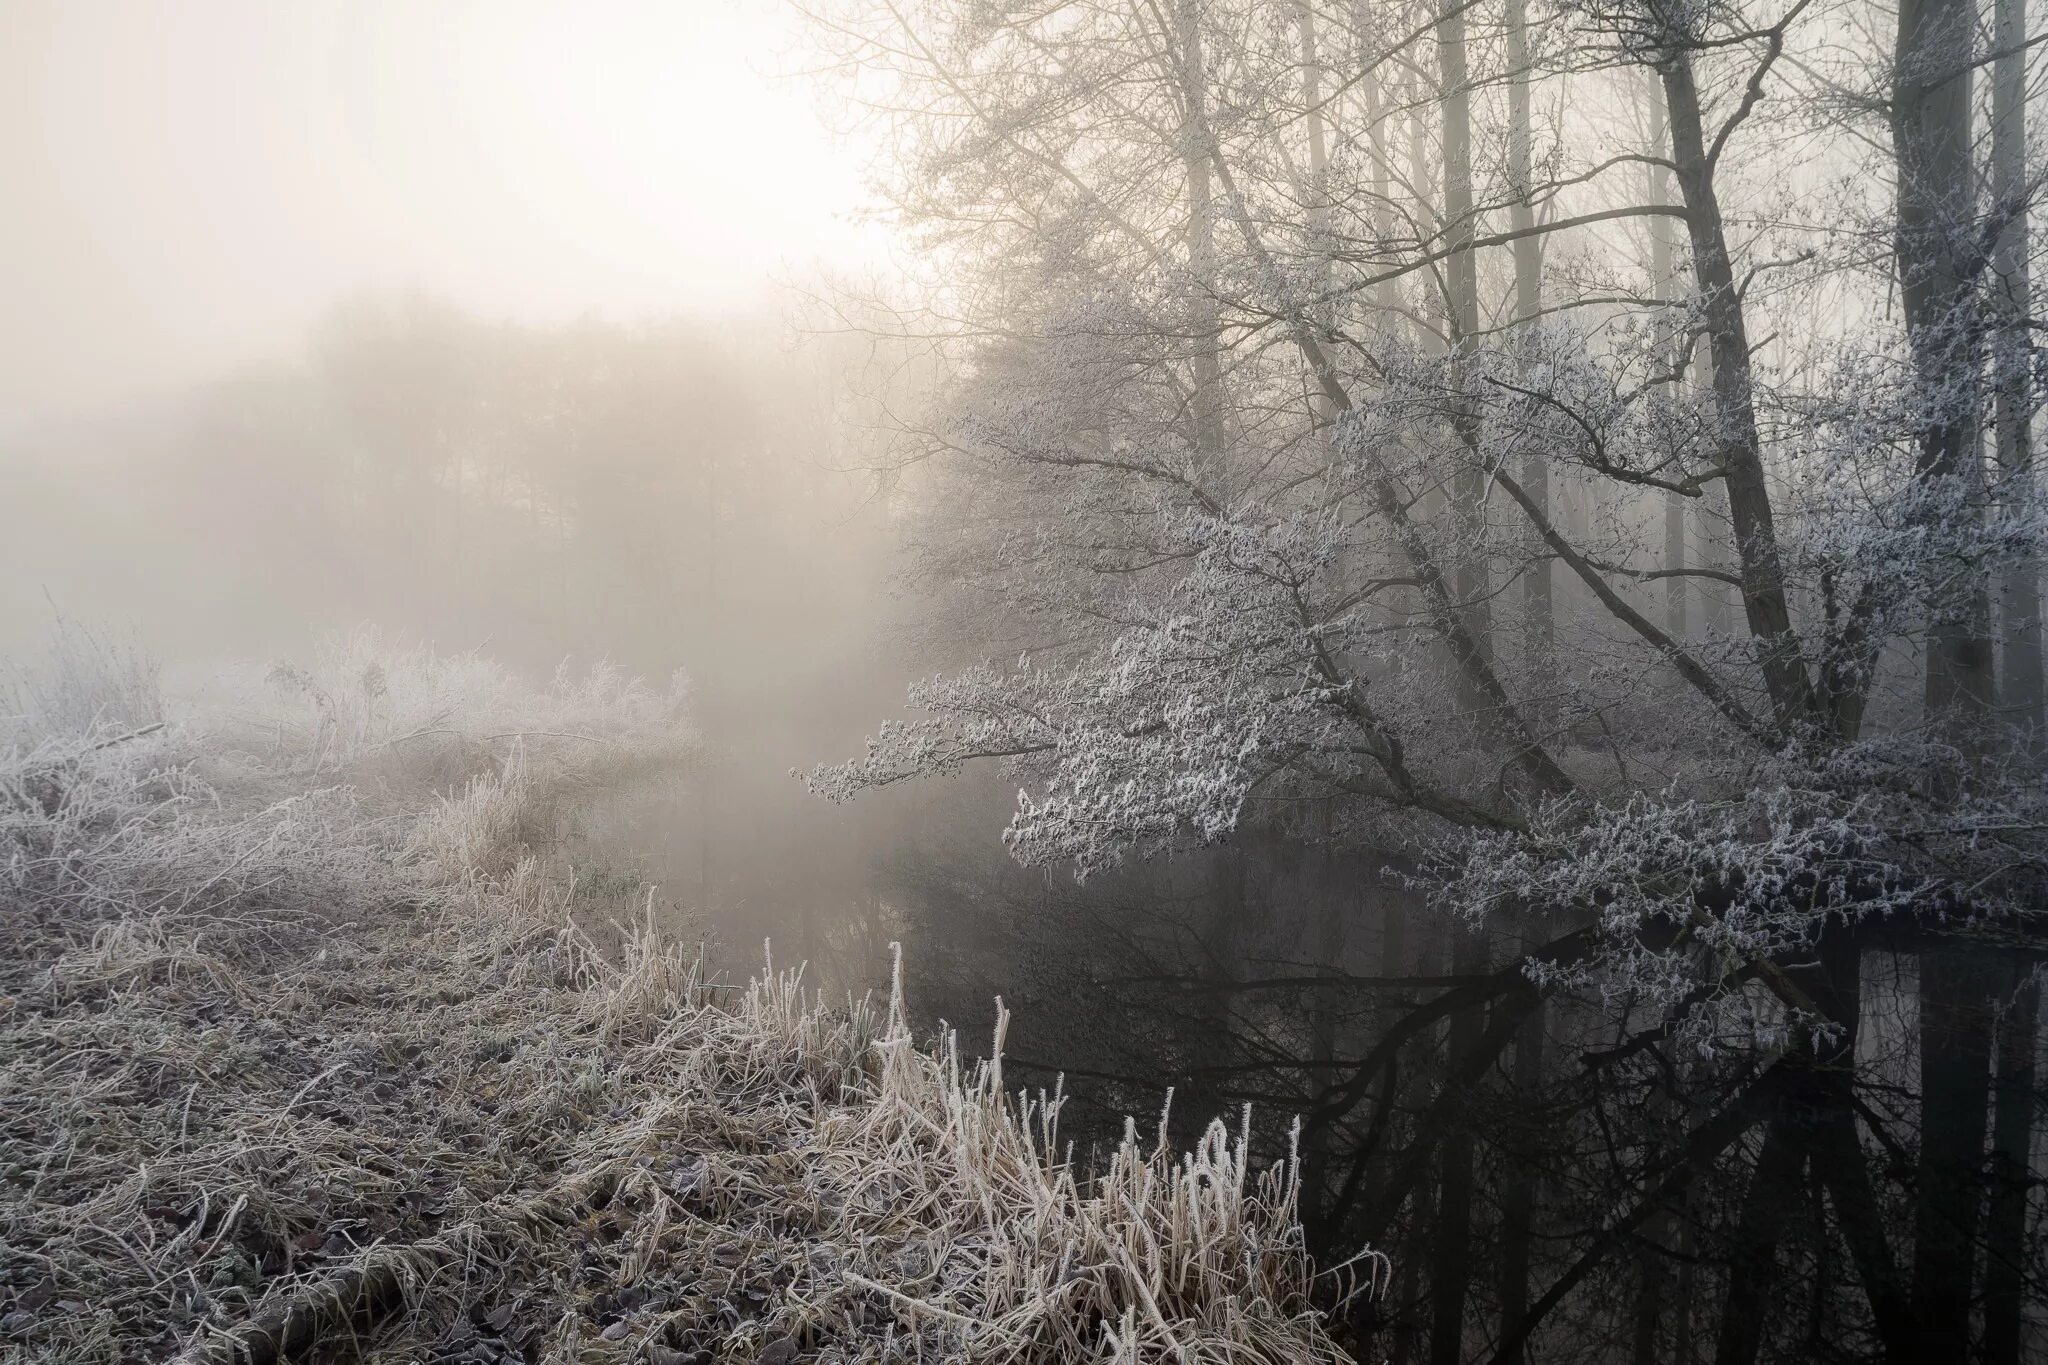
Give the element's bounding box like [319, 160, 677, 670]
[0, 0, 882, 427]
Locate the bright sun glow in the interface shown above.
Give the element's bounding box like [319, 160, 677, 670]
[0, 0, 885, 425]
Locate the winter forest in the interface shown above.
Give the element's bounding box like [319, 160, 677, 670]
[2, 0, 2046, 1362]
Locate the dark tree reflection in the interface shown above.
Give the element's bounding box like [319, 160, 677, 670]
[856, 802, 2048, 1364]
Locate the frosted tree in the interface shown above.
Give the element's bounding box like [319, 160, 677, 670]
[801, 0, 2048, 1357]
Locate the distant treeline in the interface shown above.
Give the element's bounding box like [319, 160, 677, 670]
[0, 298, 893, 685]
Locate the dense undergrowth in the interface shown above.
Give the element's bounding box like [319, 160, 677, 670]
[0, 629, 1359, 1364]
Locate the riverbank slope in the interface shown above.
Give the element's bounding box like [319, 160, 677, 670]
[0, 634, 1353, 1364]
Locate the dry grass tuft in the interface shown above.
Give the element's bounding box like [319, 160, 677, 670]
[0, 632, 1363, 1364]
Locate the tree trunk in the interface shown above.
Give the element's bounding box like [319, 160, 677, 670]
[1440, 0, 1492, 719]
[1358, 5, 1400, 327]
[1657, 48, 1816, 730]
[1697, 341, 1737, 638]
[1429, 927, 1486, 1365]
[1507, 0, 1552, 706]
[1647, 77, 1688, 639]
[1302, 819, 1350, 1245]
[1800, 925, 1919, 1364]
[1632, 1210, 1673, 1365]
[1176, 0, 1228, 469]
[1911, 945, 1999, 1360]
[1495, 894, 1546, 1365]
[1296, 1, 1332, 332]
[1392, 1197, 1425, 1365]
[1992, 0, 2043, 747]
[1712, 1116, 1808, 1365]
[1982, 965, 2039, 1365]
[1407, 68, 1440, 356]
[1893, 4, 2000, 1345]
[1673, 1198, 1701, 1365]
[1495, 998, 1544, 1365]
[1895, 0, 1996, 739]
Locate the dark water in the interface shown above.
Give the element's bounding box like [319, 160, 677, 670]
[581, 755, 2048, 1364]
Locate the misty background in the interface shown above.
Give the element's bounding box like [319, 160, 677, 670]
[0, 0, 940, 967]
[0, 0, 882, 423]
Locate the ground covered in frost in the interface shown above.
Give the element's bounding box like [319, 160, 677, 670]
[0, 634, 1356, 1364]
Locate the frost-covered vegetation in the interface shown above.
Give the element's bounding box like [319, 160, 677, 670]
[795, 0, 2048, 1358]
[0, 629, 1354, 1364]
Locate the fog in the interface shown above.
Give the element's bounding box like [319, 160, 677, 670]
[0, 0, 881, 428]
[0, 0, 918, 963]
[6, 0, 2048, 1361]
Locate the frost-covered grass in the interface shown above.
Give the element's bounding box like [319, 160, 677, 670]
[0, 632, 1356, 1364]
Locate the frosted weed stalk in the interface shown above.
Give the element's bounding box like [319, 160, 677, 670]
[798, 951, 1379, 1361]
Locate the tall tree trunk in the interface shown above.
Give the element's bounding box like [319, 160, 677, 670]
[1697, 343, 1738, 638]
[1672, 1196, 1701, 1365]
[1407, 70, 1439, 356]
[1507, 0, 1553, 712]
[1296, 2, 1340, 481]
[1357, 4, 1400, 328]
[1176, 0, 1228, 469]
[1719, 927, 1884, 1365]
[1982, 965, 2039, 1365]
[1429, 927, 1486, 1365]
[1646, 76, 1688, 639]
[1806, 929, 1918, 1364]
[1713, 1116, 1808, 1365]
[1895, 0, 1996, 739]
[1895, 1, 1999, 1348]
[1911, 945, 1999, 1360]
[1302, 814, 1350, 1245]
[1392, 1197, 1424, 1365]
[1993, 0, 2043, 747]
[1631, 1209, 1673, 1364]
[1656, 48, 1816, 730]
[1496, 934, 1544, 1364]
[1296, 1, 1332, 321]
[1441, 0, 1492, 715]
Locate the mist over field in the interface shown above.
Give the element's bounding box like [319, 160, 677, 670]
[4, 1, 2048, 1362]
